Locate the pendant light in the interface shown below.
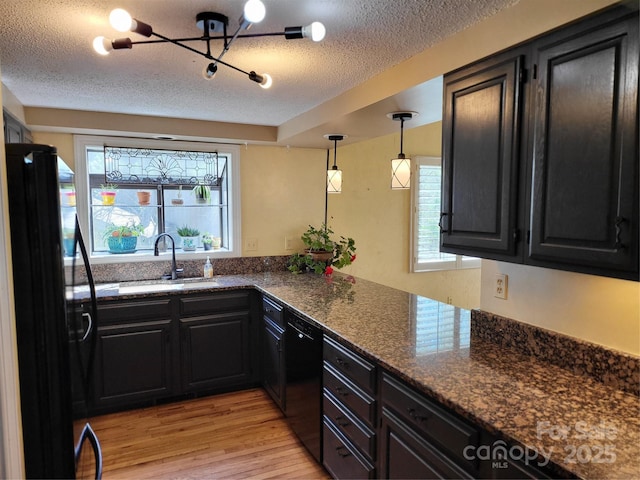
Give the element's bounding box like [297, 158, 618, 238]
[325, 134, 345, 194]
[388, 111, 417, 190]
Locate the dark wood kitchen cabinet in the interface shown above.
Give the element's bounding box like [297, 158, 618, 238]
[260, 295, 286, 411]
[3, 109, 32, 143]
[379, 373, 553, 480]
[179, 291, 255, 393]
[441, 49, 526, 259]
[93, 297, 175, 411]
[322, 335, 377, 479]
[441, 5, 639, 281]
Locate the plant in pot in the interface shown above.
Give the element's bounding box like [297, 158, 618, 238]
[177, 225, 200, 251]
[288, 224, 356, 274]
[103, 222, 144, 253]
[100, 183, 118, 205]
[193, 184, 210, 204]
[202, 233, 213, 251]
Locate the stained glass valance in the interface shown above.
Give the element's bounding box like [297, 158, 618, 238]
[103, 146, 227, 186]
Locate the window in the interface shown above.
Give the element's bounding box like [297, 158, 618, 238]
[74, 136, 240, 259]
[411, 156, 479, 271]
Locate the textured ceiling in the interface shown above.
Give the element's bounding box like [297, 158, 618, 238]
[0, 0, 519, 144]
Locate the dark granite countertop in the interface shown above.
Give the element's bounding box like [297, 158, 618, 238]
[74, 272, 640, 479]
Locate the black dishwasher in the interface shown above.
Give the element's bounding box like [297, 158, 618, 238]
[285, 311, 322, 462]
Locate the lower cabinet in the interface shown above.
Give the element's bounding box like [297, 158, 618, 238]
[91, 290, 257, 414]
[260, 296, 286, 411]
[180, 312, 252, 392]
[94, 297, 175, 410]
[322, 335, 377, 478]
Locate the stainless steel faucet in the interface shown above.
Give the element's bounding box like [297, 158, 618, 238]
[154, 233, 183, 280]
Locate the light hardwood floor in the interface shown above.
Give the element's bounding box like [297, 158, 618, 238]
[88, 388, 329, 479]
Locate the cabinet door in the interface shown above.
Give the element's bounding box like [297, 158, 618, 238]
[94, 319, 173, 407]
[180, 312, 251, 392]
[379, 408, 473, 479]
[441, 52, 525, 258]
[529, 11, 639, 279]
[261, 317, 285, 411]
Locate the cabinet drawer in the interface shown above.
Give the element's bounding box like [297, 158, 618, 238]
[382, 373, 479, 470]
[262, 295, 284, 328]
[324, 363, 376, 428]
[180, 292, 250, 316]
[98, 298, 172, 323]
[324, 390, 376, 461]
[323, 418, 375, 480]
[323, 336, 376, 394]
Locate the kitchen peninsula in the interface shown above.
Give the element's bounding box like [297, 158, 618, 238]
[76, 271, 640, 480]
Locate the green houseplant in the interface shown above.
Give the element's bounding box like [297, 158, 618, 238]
[202, 233, 213, 251]
[192, 184, 211, 204]
[103, 222, 144, 253]
[288, 224, 356, 274]
[177, 225, 200, 251]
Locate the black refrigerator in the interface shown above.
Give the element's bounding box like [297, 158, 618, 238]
[4, 143, 102, 479]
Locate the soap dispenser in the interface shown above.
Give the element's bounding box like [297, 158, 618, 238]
[203, 256, 213, 278]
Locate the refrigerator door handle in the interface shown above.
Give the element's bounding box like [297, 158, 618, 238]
[80, 312, 93, 343]
[75, 423, 103, 480]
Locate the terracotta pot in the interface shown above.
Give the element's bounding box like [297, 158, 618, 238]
[304, 249, 333, 263]
[137, 191, 151, 205]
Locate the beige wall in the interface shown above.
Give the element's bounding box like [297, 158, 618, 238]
[326, 123, 480, 309]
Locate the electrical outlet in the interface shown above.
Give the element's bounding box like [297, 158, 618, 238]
[494, 273, 508, 300]
[446, 296, 453, 305]
[245, 238, 258, 251]
[285, 236, 294, 250]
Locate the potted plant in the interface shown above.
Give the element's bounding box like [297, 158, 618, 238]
[202, 233, 213, 251]
[103, 222, 144, 253]
[288, 224, 356, 274]
[100, 183, 118, 205]
[193, 184, 210, 204]
[177, 225, 200, 251]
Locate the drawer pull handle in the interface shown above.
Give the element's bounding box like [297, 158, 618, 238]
[335, 356, 347, 367]
[335, 415, 350, 427]
[407, 407, 428, 423]
[336, 446, 351, 458]
[335, 386, 349, 397]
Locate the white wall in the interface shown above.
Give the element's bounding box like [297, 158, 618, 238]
[0, 66, 26, 479]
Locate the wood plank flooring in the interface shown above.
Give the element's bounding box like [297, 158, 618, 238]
[88, 388, 330, 479]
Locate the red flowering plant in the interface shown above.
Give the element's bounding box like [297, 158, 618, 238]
[288, 223, 356, 274]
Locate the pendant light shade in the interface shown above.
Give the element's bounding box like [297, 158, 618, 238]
[388, 111, 417, 190]
[325, 134, 345, 194]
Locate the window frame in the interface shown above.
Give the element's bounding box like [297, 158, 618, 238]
[410, 155, 480, 272]
[74, 135, 241, 263]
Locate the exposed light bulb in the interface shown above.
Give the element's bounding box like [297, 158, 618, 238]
[202, 63, 218, 80]
[243, 0, 266, 24]
[93, 36, 112, 55]
[259, 73, 272, 89]
[109, 8, 133, 32]
[304, 22, 326, 42]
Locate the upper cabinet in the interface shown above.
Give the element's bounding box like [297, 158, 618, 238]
[441, 5, 639, 281]
[3, 109, 32, 144]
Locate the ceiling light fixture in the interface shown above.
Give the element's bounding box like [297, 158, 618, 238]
[325, 134, 345, 194]
[388, 111, 417, 190]
[93, 0, 325, 89]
